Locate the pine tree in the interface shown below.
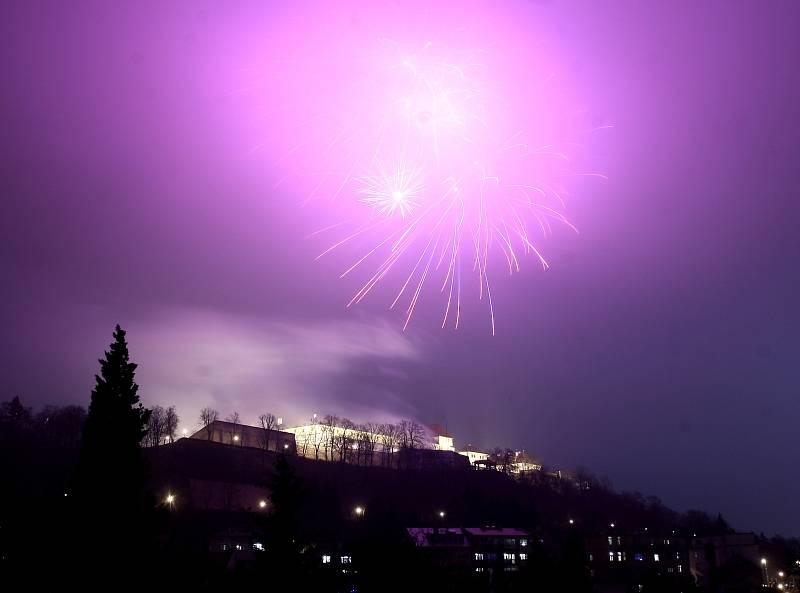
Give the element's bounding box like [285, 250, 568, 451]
[78, 324, 150, 489]
[71, 325, 153, 575]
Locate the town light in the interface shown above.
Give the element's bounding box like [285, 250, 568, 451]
[165, 493, 175, 505]
[778, 585, 784, 590]
[283, 443, 289, 449]
[352, 443, 358, 450]
[610, 522, 615, 528]
[182, 428, 188, 436]
[259, 500, 267, 509]
[761, 558, 768, 565]
[354, 506, 364, 516]
[277, 417, 283, 426]
[569, 519, 574, 525]
[438, 511, 446, 518]
[233, 435, 240, 442]
[778, 571, 785, 578]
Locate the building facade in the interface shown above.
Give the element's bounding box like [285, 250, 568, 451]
[189, 420, 296, 453]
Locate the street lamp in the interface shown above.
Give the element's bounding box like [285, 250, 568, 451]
[165, 493, 175, 507]
[258, 500, 267, 509]
[610, 522, 615, 528]
[438, 511, 446, 519]
[354, 506, 364, 517]
[569, 519, 574, 525]
[233, 435, 240, 442]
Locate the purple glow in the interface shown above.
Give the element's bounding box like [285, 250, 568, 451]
[250, 1, 607, 333]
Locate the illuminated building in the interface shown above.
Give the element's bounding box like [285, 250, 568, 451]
[457, 449, 489, 466]
[188, 420, 296, 453]
[407, 527, 531, 575]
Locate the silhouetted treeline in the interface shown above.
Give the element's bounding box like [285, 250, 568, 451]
[0, 395, 86, 448]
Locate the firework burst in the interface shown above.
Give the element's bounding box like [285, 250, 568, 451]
[259, 5, 607, 334]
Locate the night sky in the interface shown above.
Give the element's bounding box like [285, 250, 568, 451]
[2, 1, 799, 536]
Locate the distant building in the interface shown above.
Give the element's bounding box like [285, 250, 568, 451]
[458, 449, 489, 466]
[407, 526, 531, 575]
[689, 533, 761, 590]
[433, 434, 455, 452]
[189, 420, 296, 453]
[284, 422, 393, 464]
[585, 532, 692, 590]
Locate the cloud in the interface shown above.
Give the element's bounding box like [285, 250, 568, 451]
[132, 307, 420, 431]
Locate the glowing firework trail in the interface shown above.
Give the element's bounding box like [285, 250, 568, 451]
[260, 5, 607, 333]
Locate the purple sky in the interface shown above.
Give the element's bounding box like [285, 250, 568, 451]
[1, 1, 799, 536]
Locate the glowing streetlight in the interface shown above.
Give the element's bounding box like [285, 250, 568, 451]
[354, 506, 364, 517]
[778, 571, 785, 578]
[568, 519, 574, 525]
[438, 511, 446, 518]
[761, 558, 768, 566]
[610, 522, 615, 528]
[165, 493, 175, 506]
[233, 435, 240, 442]
[258, 500, 267, 509]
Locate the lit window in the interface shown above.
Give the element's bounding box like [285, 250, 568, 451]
[678, 564, 682, 573]
[519, 553, 528, 561]
[520, 539, 528, 547]
[676, 552, 680, 559]
[654, 553, 660, 562]
[253, 542, 264, 551]
[504, 553, 515, 564]
[664, 539, 670, 545]
[635, 553, 645, 561]
[341, 556, 352, 564]
[667, 567, 674, 573]
[475, 567, 484, 573]
[221, 544, 228, 551]
[235, 544, 242, 551]
[322, 555, 331, 564]
[617, 537, 622, 545]
[589, 553, 594, 562]
[617, 552, 623, 562]
[608, 536, 614, 546]
[475, 553, 484, 561]
[609, 552, 615, 562]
